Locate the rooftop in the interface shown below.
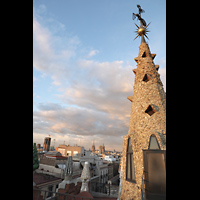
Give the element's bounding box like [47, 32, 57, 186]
[33, 172, 62, 186]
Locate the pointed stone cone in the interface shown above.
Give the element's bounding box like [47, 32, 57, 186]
[120, 41, 166, 200]
[80, 162, 90, 180]
[128, 42, 166, 137]
[80, 162, 91, 192]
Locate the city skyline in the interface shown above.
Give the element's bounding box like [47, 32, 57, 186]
[35, 135, 119, 152]
[33, 0, 166, 152]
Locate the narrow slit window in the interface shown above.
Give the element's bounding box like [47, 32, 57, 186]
[126, 137, 136, 183]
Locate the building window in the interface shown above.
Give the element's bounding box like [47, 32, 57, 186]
[47, 185, 53, 197]
[126, 137, 136, 183]
[67, 151, 71, 156]
[148, 134, 160, 149]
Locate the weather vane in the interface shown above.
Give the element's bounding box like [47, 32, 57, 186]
[132, 5, 151, 43]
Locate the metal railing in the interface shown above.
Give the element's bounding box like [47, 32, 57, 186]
[33, 187, 114, 200]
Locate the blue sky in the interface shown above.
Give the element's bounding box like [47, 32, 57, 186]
[33, 0, 166, 151]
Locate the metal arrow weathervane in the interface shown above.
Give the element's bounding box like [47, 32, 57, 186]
[132, 5, 151, 43]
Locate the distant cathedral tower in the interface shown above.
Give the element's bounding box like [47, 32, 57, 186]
[99, 145, 102, 154]
[102, 144, 105, 154]
[119, 5, 166, 200]
[91, 141, 95, 153]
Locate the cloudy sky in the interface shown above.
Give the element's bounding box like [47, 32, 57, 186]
[33, 0, 166, 152]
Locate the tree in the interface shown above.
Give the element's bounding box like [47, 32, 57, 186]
[33, 143, 39, 171]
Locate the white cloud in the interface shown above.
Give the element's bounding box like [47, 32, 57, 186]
[157, 58, 166, 91]
[33, 17, 135, 150]
[52, 81, 61, 86]
[33, 76, 38, 82]
[87, 50, 99, 58]
[33, 57, 133, 151]
[58, 59, 133, 120]
[33, 17, 54, 73]
[33, 102, 129, 151]
[159, 67, 166, 92]
[33, 15, 80, 81]
[51, 75, 61, 86]
[33, 18, 53, 58]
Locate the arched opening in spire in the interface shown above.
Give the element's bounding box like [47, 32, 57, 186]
[148, 134, 160, 150]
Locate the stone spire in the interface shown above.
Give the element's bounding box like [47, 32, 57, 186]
[127, 42, 166, 136]
[64, 156, 73, 181]
[57, 156, 74, 192]
[80, 162, 91, 192]
[91, 141, 95, 153]
[119, 39, 166, 200]
[102, 144, 105, 154]
[119, 5, 166, 200]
